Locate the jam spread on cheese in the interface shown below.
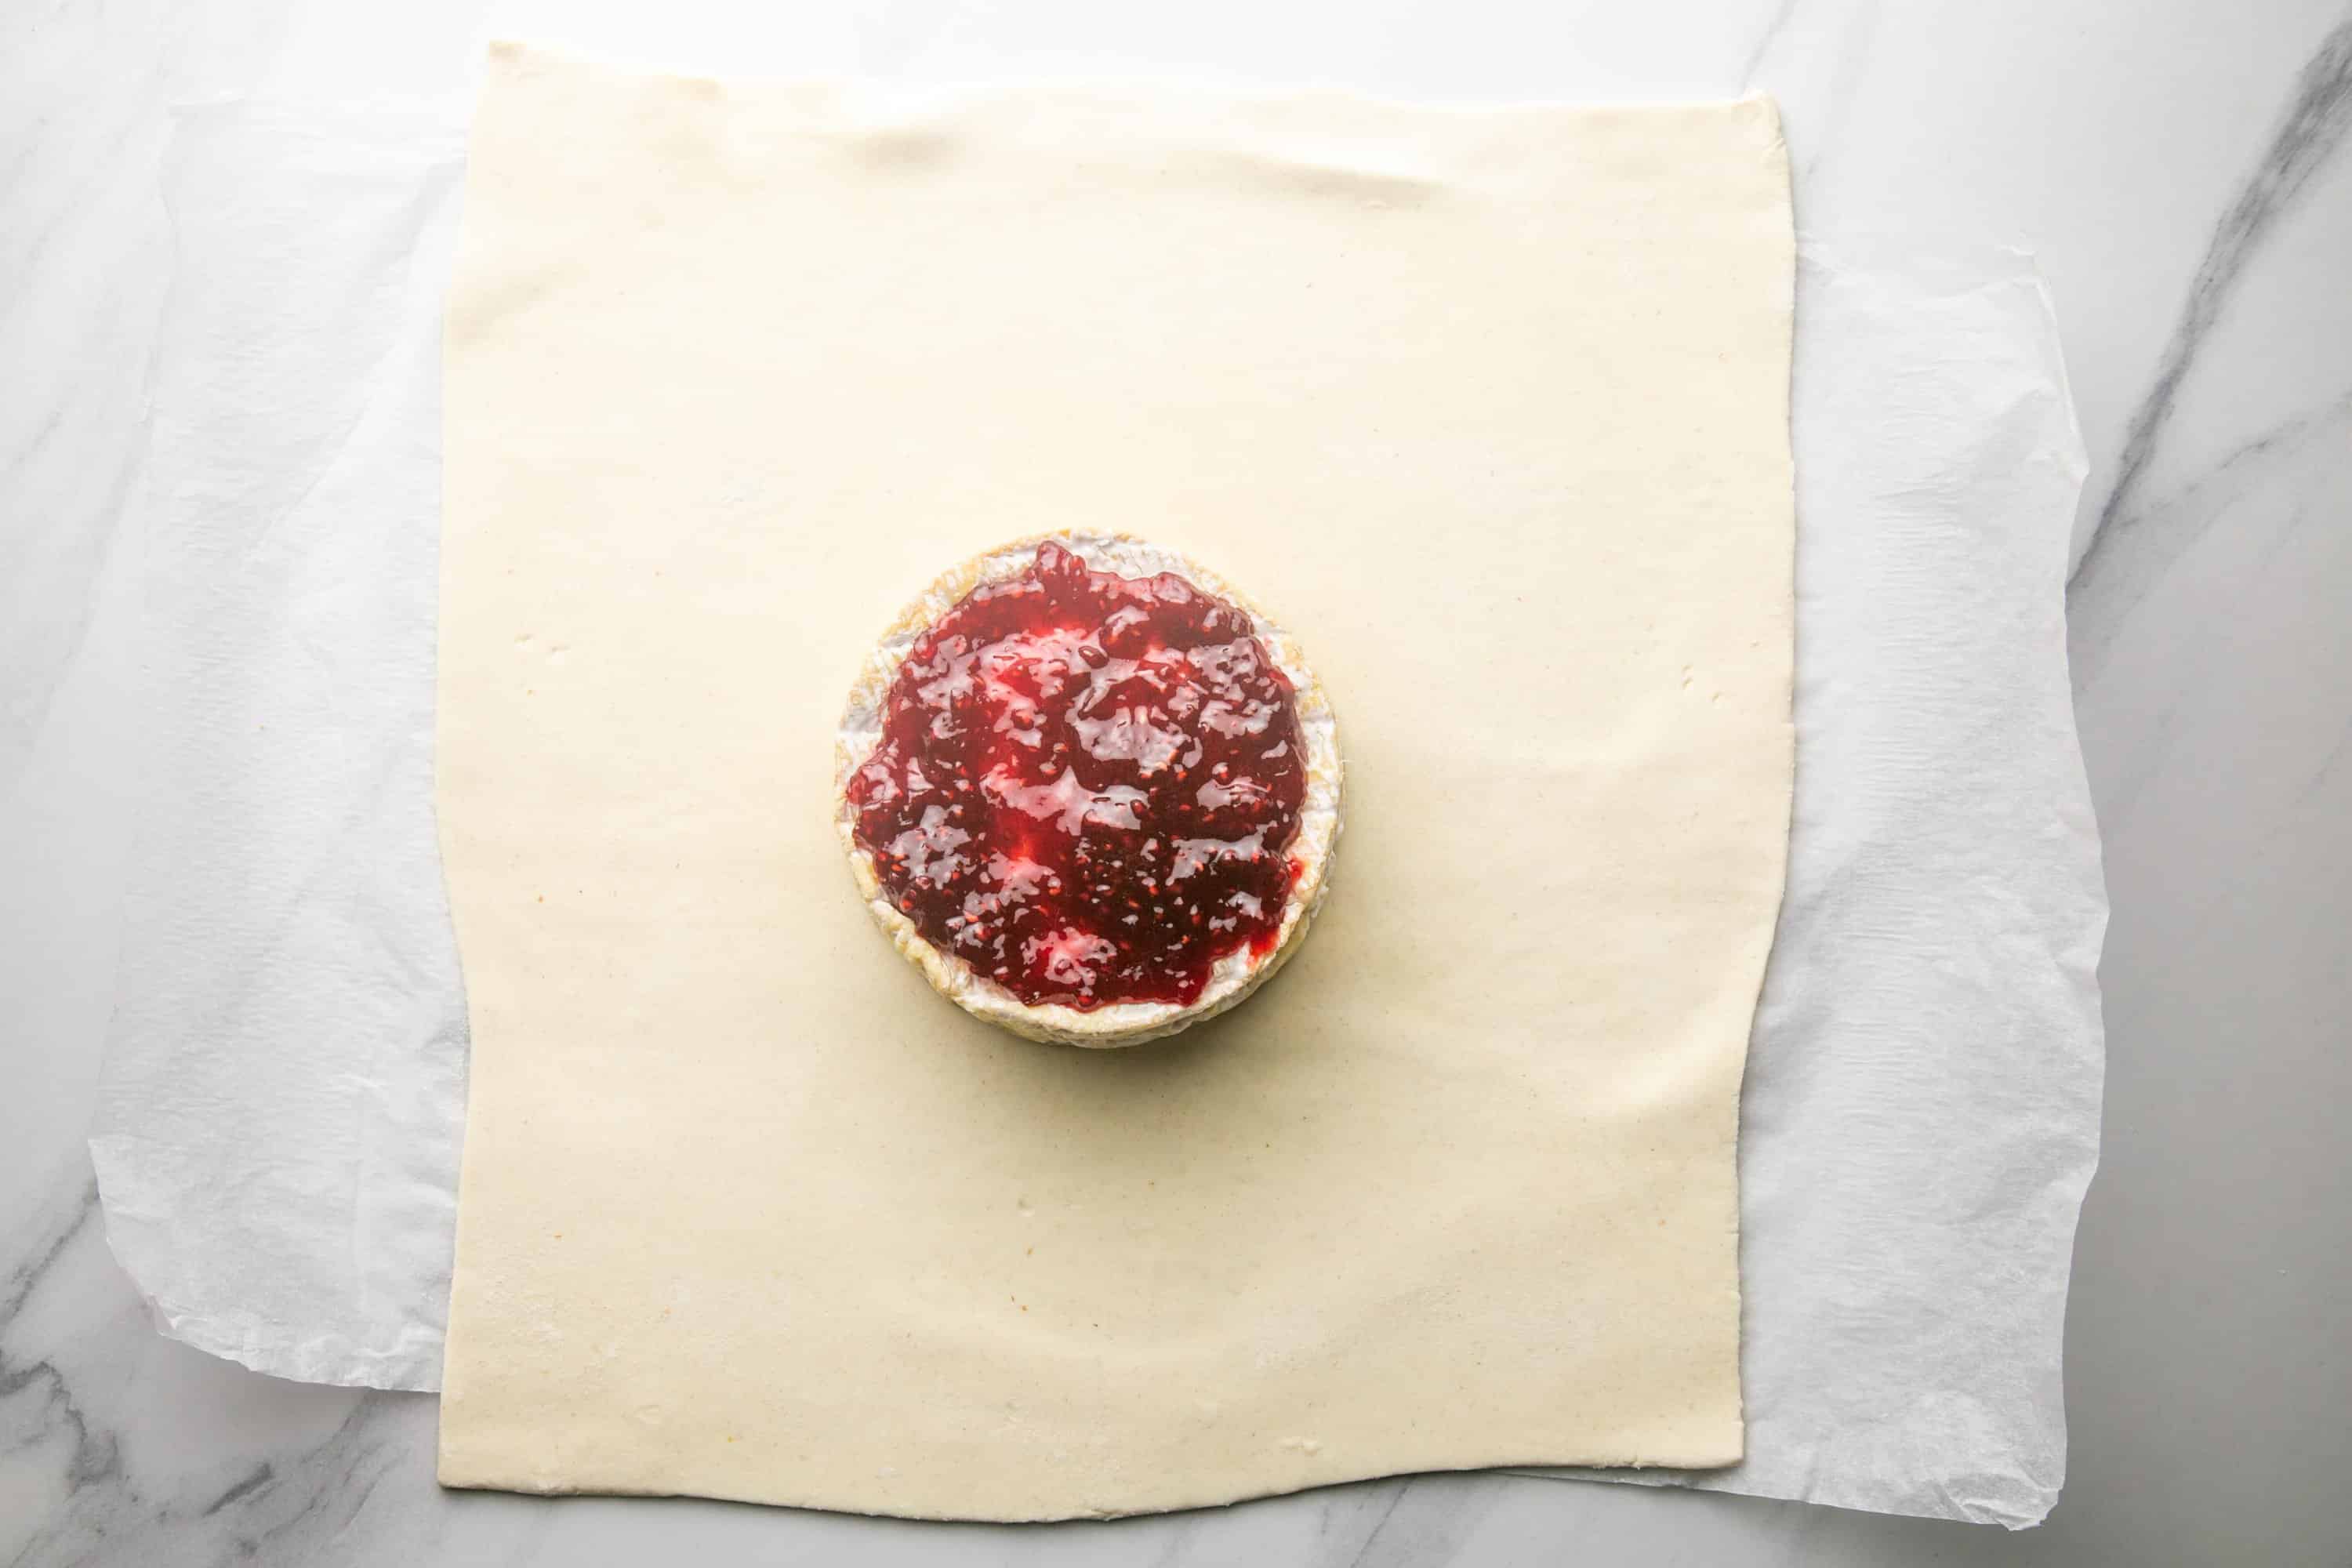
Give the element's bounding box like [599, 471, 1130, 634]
[848, 541, 1307, 1011]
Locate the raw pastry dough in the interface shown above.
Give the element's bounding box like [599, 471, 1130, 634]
[437, 43, 1793, 1519]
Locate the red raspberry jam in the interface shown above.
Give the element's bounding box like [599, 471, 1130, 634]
[848, 542, 1307, 1011]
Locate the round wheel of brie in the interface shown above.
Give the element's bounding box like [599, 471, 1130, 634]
[835, 532, 1341, 1047]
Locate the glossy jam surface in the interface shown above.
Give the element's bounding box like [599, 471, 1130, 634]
[848, 542, 1306, 1011]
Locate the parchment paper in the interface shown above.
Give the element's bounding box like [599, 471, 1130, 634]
[89, 93, 2103, 1528]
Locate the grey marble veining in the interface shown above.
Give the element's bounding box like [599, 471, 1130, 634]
[2069, 14, 2352, 662]
[1, 1189, 114, 1517]
[6, 2, 2350, 1564]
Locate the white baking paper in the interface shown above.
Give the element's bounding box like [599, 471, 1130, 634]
[1541, 244, 2107, 1526]
[89, 103, 471, 1394]
[89, 98, 2104, 1528]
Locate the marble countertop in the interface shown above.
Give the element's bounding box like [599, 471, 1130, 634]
[6, 2, 2349, 1564]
